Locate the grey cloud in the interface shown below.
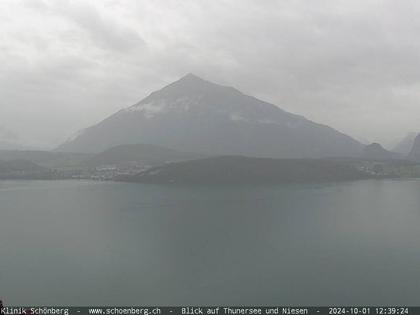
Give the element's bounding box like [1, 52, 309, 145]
[41, 0, 145, 52]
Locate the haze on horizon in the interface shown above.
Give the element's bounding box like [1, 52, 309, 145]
[1, 0, 419, 149]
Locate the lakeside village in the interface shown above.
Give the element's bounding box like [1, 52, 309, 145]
[69, 163, 151, 180]
[353, 159, 420, 178]
[70, 159, 420, 181]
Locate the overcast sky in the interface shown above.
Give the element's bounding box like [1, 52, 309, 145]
[1, 0, 419, 148]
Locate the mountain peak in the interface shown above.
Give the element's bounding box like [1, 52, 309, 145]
[136, 73, 239, 105]
[166, 73, 241, 94]
[181, 73, 203, 80]
[366, 143, 383, 149]
[169, 73, 223, 90]
[173, 73, 212, 86]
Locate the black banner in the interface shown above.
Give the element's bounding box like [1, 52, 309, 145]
[0, 306, 417, 315]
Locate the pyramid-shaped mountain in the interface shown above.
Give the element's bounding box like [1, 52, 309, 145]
[57, 74, 363, 158]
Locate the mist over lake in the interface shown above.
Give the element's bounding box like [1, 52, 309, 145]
[1, 179, 419, 305]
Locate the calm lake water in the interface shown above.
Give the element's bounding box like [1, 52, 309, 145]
[0, 179, 420, 305]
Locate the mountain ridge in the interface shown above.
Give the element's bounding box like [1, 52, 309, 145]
[118, 156, 369, 184]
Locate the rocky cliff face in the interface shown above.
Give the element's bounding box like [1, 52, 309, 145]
[393, 132, 418, 155]
[408, 133, 420, 161]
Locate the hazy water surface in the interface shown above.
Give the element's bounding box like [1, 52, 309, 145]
[0, 179, 420, 305]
